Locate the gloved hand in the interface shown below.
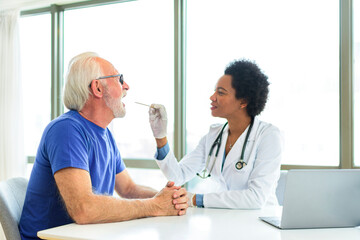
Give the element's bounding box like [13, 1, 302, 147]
[149, 104, 168, 139]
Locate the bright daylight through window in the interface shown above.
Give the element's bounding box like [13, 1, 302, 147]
[20, 0, 354, 170]
[186, 0, 339, 167]
[63, 0, 174, 160]
[20, 14, 51, 172]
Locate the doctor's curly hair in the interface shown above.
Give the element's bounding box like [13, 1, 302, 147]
[224, 59, 269, 117]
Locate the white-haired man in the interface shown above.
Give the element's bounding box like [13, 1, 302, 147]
[19, 52, 188, 240]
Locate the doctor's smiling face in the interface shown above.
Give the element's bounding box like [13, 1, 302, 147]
[210, 75, 247, 119]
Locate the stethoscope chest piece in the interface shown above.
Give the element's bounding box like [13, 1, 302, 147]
[235, 160, 247, 170]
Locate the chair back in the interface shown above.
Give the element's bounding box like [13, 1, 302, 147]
[0, 177, 28, 240]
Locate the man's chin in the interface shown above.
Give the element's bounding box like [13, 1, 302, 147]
[114, 108, 126, 118]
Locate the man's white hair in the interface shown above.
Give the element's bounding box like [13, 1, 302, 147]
[63, 52, 103, 111]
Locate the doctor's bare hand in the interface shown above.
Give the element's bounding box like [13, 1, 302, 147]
[152, 185, 188, 216]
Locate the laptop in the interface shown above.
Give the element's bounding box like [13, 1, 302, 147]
[260, 169, 360, 229]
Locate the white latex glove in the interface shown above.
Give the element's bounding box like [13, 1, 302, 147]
[187, 192, 195, 207]
[149, 104, 168, 139]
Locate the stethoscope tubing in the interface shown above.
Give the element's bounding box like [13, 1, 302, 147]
[197, 118, 254, 178]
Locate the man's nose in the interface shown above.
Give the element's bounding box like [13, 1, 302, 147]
[122, 81, 130, 91]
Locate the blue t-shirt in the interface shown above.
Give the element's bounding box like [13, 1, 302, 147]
[19, 110, 125, 240]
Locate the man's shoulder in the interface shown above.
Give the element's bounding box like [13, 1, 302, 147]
[42, 111, 87, 141]
[46, 111, 82, 129]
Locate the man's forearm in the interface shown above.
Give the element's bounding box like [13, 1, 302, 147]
[69, 185, 182, 224]
[72, 194, 156, 224]
[124, 184, 158, 199]
[55, 168, 185, 225]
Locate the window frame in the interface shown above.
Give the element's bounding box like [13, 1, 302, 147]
[21, 0, 359, 170]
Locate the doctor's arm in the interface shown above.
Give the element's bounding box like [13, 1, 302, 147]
[199, 129, 283, 209]
[149, 104, 206, 186]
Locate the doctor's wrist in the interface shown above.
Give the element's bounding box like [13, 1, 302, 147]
[192, 194, 197, 207]
[155, 137, 168, 148]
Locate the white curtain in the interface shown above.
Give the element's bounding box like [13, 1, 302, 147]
[0, 10, 26, 181]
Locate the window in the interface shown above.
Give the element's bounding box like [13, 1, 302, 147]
[63, 0, 174, 159]
[20, 14, 51, 160]
[186, 0, 339, 166]
[127, 168, 167, 190]
[354, 0, 360, 166]
[20, 0, 356, 172]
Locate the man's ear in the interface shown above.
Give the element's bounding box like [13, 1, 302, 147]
[90, 80, 104, 98]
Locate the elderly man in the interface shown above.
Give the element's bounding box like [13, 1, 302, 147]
[19, 52, 188, 240]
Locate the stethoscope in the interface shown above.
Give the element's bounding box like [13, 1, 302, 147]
[196, 117, 254, 179]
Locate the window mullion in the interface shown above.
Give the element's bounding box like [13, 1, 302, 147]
[340, 0, 353, 168]
[174, 0, 187, 160]
[51, 4, 64, 120]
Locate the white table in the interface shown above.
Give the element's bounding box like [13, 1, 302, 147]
[38, 207, 360, 240]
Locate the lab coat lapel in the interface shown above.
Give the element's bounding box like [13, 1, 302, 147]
[212, 124, 229, 184]
[222, 130, 244, 172]
[222, 117, 259, 171]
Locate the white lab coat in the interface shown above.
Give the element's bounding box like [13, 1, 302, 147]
[156, 117, 283, 209]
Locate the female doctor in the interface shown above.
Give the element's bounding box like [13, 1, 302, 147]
[148, 59, 283, 209]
